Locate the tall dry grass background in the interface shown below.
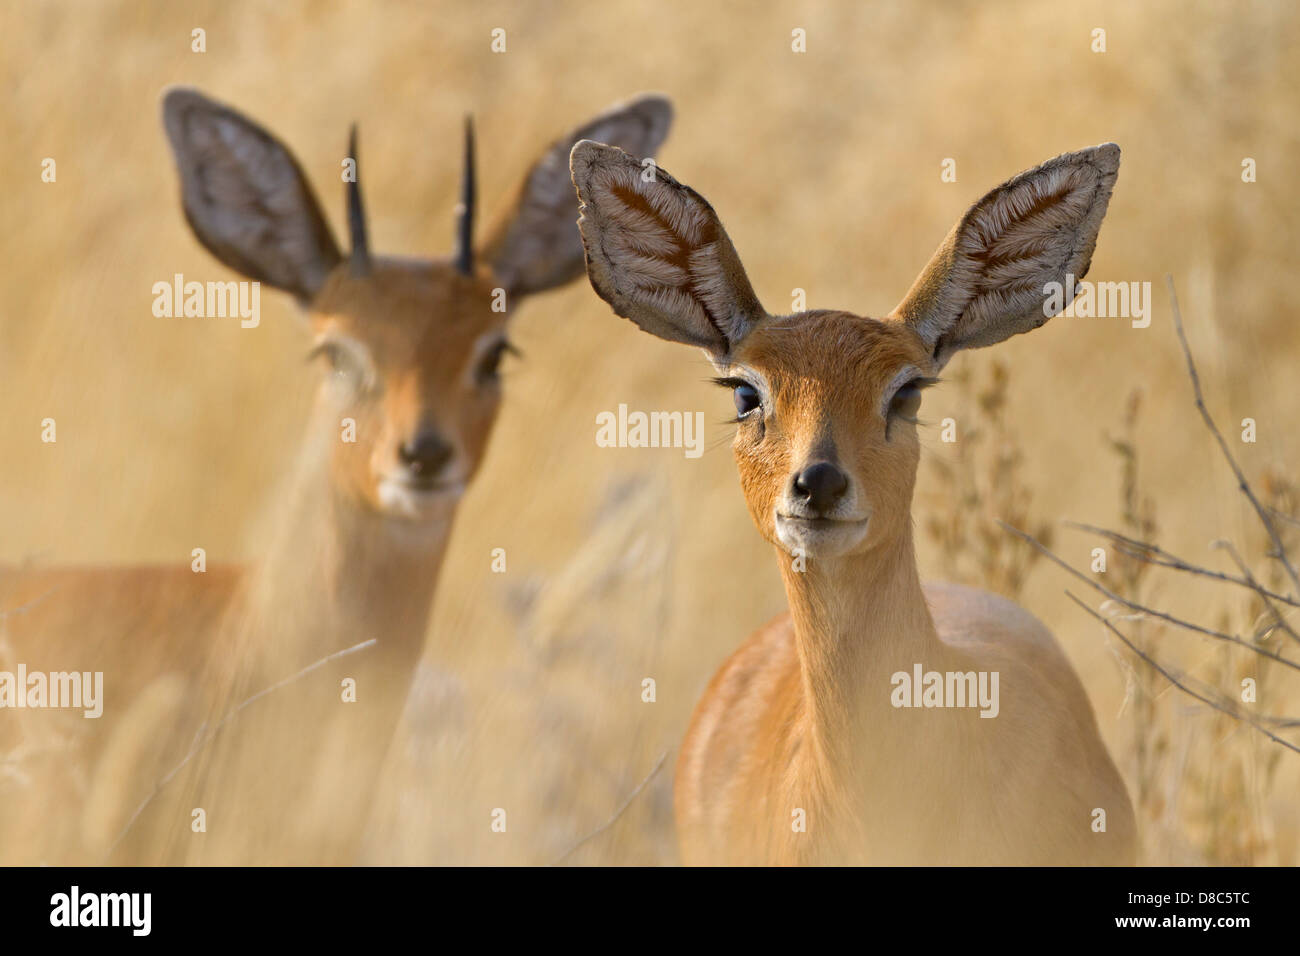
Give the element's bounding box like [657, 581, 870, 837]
[2, 0, 1298, 864]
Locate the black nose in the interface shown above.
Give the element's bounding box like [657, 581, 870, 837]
[399, 431, 454, 478]
[792, 461, 849, 514]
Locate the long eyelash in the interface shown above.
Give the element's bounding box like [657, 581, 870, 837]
[888, 376, 943, 413]
[898, 376, 942, 393]
[712, 376, 753, 424]
[710, 376, 751, 390]
[712, 376, 761, 425]
[884, 376, 941, 437]
[723, 414, 767, 435]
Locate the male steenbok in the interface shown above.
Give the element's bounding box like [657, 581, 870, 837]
[0, 89, 672, 864]
[571, 141, 1136, 865]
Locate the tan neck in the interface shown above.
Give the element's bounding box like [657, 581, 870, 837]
[173, 445, 454, 864]
[229, 428, 450, 690]
[324, 488, 449, 671]
[776, 530, 950, 791]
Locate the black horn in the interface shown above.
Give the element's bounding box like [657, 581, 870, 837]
[347, 123, 370, 277]
[453, 115, 476, 276]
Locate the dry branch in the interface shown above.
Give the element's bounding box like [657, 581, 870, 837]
[1064, 520, 1300, 612]
[1000, 273, 1300, 761]
[1166, 275, 1300, 597]
[999, 521, 1300, 674]
[1066, 592, 1300, 755]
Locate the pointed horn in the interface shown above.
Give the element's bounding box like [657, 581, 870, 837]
[347, 123, 370, 277]
[453, 115, 476, 276]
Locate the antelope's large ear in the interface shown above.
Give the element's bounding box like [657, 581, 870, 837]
[891, 144, 1120, 368]
[161, 87, 342, 303]
[482, 95, 674, 297]
[570, 141, 765, 362]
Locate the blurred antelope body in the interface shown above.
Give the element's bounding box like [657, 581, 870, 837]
[572, 141, 1137, 864]
[0, 89, 672, 864]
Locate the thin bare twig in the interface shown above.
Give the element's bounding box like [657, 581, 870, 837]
[1166, 275, 1300, 598]
[550, 749, 669, 865]
[107, 637, 378, 857]
[999, 521, 1300, 674]
[1062, 520, 1300, 647]
[1211, 538, 1300, 646]
[1065, 521, 1300, 612]
[1066, 592, 1300, 755]
[0, 588, 59, 621]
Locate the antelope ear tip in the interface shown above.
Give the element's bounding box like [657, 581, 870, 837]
[636, 93, 674, 120]
[160, 85, 201, 118]
[570, 139, 611, 177]
[161, 87, 213, 141]
[1093, 142, 1121, 170]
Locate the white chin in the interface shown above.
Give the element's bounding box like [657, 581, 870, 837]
[775, 514, 870, 558]
[377, 479, 464, 521]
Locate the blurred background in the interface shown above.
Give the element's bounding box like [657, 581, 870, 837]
[2, 0, 1298, 864]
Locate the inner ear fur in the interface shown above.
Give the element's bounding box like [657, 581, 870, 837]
[890, 143, 1120, 367]
[571, 141, 765, 361]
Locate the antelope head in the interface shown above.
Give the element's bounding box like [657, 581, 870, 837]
[571, 141, 1119, 560]
[162, 88, 673, 524]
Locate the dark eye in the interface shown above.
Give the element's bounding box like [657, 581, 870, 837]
[889, 381, 924, 423]
[475, 338, 518, 386]
[733, 382, 761, 417]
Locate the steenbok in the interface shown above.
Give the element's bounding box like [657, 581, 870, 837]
[571, 140, 1136, 865]
[0, 89, 672, 864]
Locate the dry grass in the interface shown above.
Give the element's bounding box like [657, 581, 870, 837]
[2, 0, 1299, 864]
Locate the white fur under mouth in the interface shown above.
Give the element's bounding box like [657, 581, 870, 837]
[378, 478, 465, 520]
[774, 513, 870, 556]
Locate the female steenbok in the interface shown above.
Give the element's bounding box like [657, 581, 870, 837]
[0, 89, 672, 863]
[571, 141, 1136, 865]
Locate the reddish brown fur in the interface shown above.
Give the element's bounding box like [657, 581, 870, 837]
[674, 311, 1136, 865]
[571, 139, 1134, 866]
[729, 313, 929, 552]
[1, 89, 675, 862]
[0, 254, 511, 864]
[309, 259, 510, 511]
